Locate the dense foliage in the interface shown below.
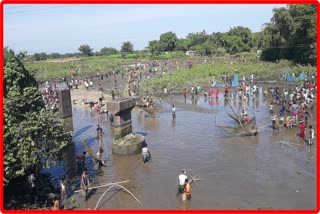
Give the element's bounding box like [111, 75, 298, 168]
[121, 41, 134, 53]
[78, 44, 94, 57]
[4, 50, 70, 185]
[261, 5, 316, 65]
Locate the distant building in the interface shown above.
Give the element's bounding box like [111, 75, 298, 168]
[185, 51, 196, 56]
[256, 50, 262, 54]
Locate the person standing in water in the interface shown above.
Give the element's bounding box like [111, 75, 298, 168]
[184, 179, 191, 200]
[172, 105, 176, 119]
[142, 145, 151, 163]
[81, 168, 90, 201]
[109, 114, 114, 126]
[215, 88, 219, 99]
[309, 125, 315, 145]
[178, 169, 187, 194]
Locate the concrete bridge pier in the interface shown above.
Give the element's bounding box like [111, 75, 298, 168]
[57, 89, 73, 132]
[107, 97, 145, 155]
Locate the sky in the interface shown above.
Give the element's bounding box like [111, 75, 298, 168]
[4, 4, 286, 54]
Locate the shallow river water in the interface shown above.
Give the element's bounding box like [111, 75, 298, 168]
[45, 89, 316, 210]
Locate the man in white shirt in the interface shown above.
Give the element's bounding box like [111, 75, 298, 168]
[172, 105, 176, 119]
[178, 169, 188, 193]
[142, 146, 151, 163]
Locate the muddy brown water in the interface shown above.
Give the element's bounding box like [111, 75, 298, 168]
[43, 88, 316, 210]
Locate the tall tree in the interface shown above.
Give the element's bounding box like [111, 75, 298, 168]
[159, 31, 178, 52]
[227, 26, 252, 50]
[78, 44, 93, 57]
[121, 41, 134, 53]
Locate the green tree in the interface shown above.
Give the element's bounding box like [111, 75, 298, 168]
[148, 40, 161, 55]
[187, 30, 209, 47]
[261, 5, 316, 65]
[33, 52, 48, 61]
[175, 39, 191, 52]
[227, 26, 252, 49]
[100, 47, 119, 56]
[121, 41, 134, 53]
[78, 44, 93, 57]
[4, 50, 70, 185]
[159, 31, 178, 52]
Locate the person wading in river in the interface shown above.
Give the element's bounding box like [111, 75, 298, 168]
[76, 151, 86, 165]
[178, 169, 188, 194]
[142, 145, 151, 163]
[109, 114, 114, 126]
[96, 124, 103, 136]
[184, 178, 191, 200]
[172, 105, 176, 119]
[308, 125, 315, 146]
[299, 121, 306, 143]
[96, 148, 105, 170]
[81, 168, 90, 201]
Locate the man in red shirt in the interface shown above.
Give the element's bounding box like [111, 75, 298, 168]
[216, 88, 219, 99]
[224, 85, 229, 97]
[183, 89, 187, 99]
[299, 121, 305, 143]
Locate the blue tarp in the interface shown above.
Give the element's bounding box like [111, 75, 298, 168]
[231, 73, 239, 88]
[282, 70, 295, 82]
[214, 81, 224, 88]
[296, 71, 306, 81]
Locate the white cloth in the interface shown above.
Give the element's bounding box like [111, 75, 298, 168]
[142, 147, 149, 156]
[179, 174, 187, 185]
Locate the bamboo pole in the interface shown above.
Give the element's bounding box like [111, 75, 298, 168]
[94, 185, 115, 210]
[74, 180, 130, 193]
[228, 100, 243, 127]
[94, 183, 141, 210]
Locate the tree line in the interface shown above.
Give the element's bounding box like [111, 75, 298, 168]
[29, 4, 315, 65]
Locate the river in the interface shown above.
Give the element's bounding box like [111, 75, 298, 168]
[44, 88, 316, 210]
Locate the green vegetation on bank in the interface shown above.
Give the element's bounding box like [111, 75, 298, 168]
[140, 61, 315, 94]
[25, 52, 189, 81]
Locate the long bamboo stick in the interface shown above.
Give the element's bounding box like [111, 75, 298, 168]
[228, 100, 243, 127]
[94, 183, 141, 209]
[74, 180, 130, 193]
[94, 185, 115, 210]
